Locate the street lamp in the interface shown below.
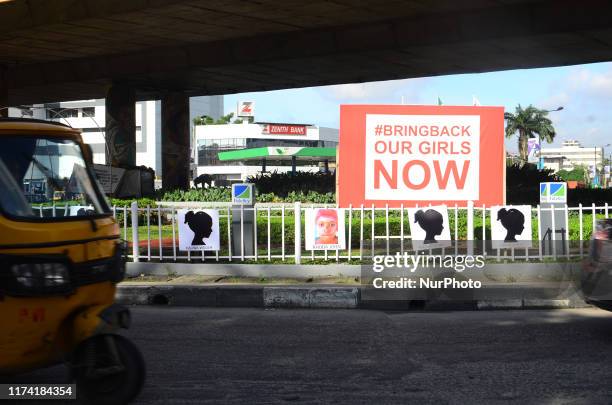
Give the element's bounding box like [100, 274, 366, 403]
[544, 106, 564, 113]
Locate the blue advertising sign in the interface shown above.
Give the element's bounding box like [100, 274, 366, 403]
[540, 182, 567, 203]
[232, 183, 254, 205]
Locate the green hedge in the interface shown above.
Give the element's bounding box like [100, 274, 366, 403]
[248, 171, 335, 196]
[113, 182, 610, 208]
[110, 189, 335, 206]
[159, 188, 231, 202]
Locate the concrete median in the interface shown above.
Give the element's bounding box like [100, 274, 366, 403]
[116, 284, 589, 310]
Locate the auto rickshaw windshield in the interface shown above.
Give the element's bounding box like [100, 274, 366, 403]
[0, 135, 110, 219]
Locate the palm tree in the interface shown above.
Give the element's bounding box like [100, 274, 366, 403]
[504, 105, 556, 163]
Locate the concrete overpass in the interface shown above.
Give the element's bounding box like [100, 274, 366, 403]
[2, 0, 612, 188]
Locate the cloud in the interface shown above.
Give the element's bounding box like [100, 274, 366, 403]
[540, 92, 570, 111]
[324, 83, 382, 99]
[318, 77, 430, 102]
[540, 65, 612, 112]
[566, 67, 612, 97]
[586, 127, 600, 136]
[534, 64, 612, 148]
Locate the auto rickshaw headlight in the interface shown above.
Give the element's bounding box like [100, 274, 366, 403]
[10, 262, 71, 289]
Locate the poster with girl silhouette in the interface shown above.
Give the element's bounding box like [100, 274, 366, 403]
[407, 206, 452, 250]
[177, 209, 220, 251]
[490, 205, 532, 249]
[305, 208, 346, 250]
[69, 205, 95, 216]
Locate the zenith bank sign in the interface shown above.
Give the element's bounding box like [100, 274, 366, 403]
[338, 105, 505, 207]
[262, 124, 306, 136]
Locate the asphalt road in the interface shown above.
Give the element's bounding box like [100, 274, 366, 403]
[6, 307, 612, 404]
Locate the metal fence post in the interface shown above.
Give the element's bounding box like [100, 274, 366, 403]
[130, 201, 139, 262]
[294, 202, 301, 264]
[467, 200, 474, 255]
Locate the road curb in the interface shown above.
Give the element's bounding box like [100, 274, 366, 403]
[522, 299, 571, 309]
[477, 300, 523, 310]
[116, 285, 263, 307]
[263, 287, 358, 308]
[116, 284, 590, 310]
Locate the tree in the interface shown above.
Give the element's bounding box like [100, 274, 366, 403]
[504, 105, 556, 163]
[505, 162, 560, 204]
[233, 116, 254, 124]
[556, 166, 588, 182]
[556, 169, 570, 180]
[193, 115, 214, 126]
[218, 113, 235, 124]
[192, 112, 236, 126]
[569, 166, 588, 182]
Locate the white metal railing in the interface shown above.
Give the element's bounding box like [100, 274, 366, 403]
[104, 201, 611, 264]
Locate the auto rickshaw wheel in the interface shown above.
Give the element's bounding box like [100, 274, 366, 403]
[71, 334, 146, 405]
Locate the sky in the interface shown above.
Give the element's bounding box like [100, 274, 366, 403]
[223, 61, 612, 154]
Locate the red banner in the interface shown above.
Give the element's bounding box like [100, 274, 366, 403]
[338, 105, 505, 208]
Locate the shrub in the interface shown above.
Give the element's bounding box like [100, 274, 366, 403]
[504, 163, 611, 206]
[567, 188, 612, 206]
[248, 171, 335, 196]
[159, 188, 232, 202]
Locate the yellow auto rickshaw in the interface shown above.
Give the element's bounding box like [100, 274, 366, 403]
[0, 118, 145, 404]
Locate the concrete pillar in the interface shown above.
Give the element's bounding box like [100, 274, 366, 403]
[0, 66, 7, 118]
[161, 92, 190, 190]
[105, 84, 136, 166]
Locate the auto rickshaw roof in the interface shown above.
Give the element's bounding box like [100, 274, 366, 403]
[0, 118, 80, 137]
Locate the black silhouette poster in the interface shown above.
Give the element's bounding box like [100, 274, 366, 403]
[69, 205, 94, 216]
[407, 206, 452, 250]
[178, 209, 220, 251]
[490, 205, 532, 248]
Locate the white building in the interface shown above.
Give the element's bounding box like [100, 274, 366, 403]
[195, 122, 338, 181]
[10, 96, 224, 177]
[540, 140, 604, 172]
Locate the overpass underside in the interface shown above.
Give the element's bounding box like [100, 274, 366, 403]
[1, 0, 612, 188]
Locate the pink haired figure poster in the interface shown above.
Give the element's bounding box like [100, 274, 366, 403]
[305, 208, 346, 250]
